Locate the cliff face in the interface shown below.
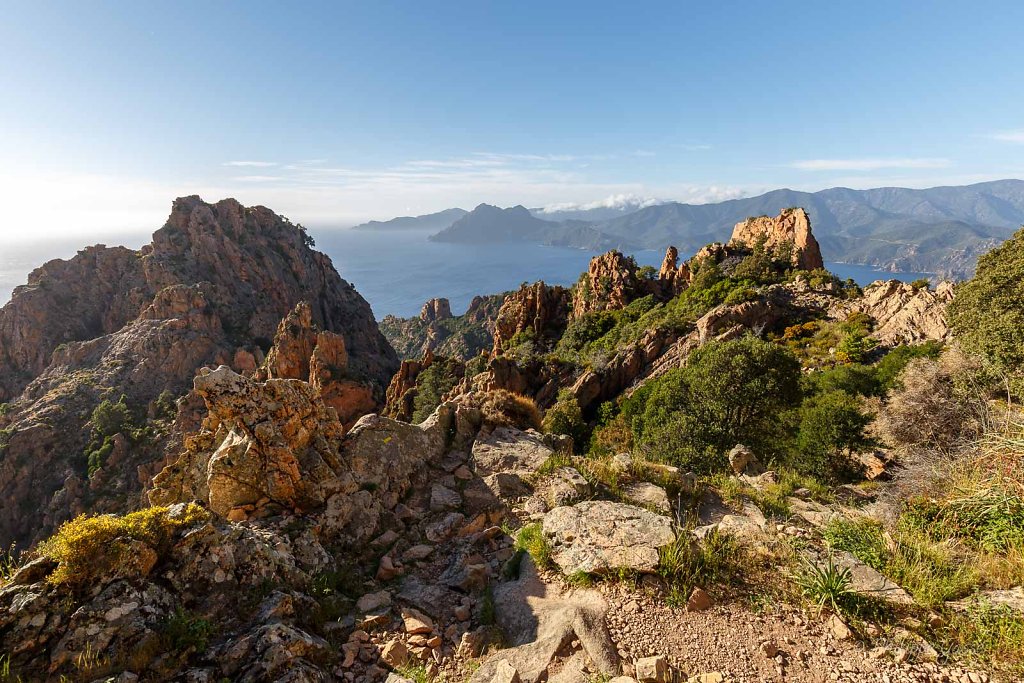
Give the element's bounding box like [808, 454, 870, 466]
[730, 208, 824, 271]
[0, 196, 397, 549]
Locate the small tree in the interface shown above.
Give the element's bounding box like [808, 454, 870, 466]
[794, 390, 874, 480]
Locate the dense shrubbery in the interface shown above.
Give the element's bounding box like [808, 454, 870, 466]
[590, 333, 905, 480]
[615, 336, 802, 472]
[948, 226, 1024, 396]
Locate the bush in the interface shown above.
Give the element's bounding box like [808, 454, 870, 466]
[623, 335, 802, 471]
[91, 396, 133, 438]
[948, 226, 1024, 396]
[873, 341, 943, 392]
[878, 350, 992, 451]
[542, 389, 586, 448]
[162, 608, 214, 652]
[38, 504, 209, 588]
[793, 390, 874, 480]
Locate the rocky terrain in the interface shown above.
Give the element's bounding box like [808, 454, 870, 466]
[0, 196, 397, 549]
[1, 203, 1021, 683]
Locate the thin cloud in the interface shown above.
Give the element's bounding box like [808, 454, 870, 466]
[790, 158, 952, 171]
[223, 161, 277, 168]
[633, 150, 657, 158]
[678, 143, 712, 151]
[988, 130, 1024, 143]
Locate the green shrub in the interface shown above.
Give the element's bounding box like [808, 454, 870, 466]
[91, 396, 133, 438]
[873, 341, 943, 392]
[948, 227, 1024, 396]
[162, 608, 214, 652]
[411, 358, 461, 423]
[542, 389, 586, 448]
[793, 390, 875, 480]
[38, 504, 209, 588]
[623, 335, 802, 471]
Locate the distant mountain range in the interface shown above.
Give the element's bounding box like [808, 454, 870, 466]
[429, 204, 640, 251]
[354, 180, 1024, 278]
[351, 207, 468, 231]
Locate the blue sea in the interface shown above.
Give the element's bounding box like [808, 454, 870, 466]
[0, 228, 935, 320]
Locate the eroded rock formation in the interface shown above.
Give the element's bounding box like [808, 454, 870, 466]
[571, 250, 646, 317]
[730, 207, 824, 271]
[383, 349, 435, 422]
[492, 282, 571, 355]
[420, 298, 453, 322]
[849, 280, 955, 346]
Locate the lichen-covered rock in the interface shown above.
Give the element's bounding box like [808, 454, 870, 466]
[542, 501, 675, 574]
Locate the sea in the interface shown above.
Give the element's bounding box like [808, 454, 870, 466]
[0, 228, 935, 320]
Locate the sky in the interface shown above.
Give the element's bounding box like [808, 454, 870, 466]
[1, 0, 1023, 239]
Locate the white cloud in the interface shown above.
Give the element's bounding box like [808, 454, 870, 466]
[223, 160, 277, 167]
[989, 130, 1024, 143]
[633, 150, 657, 158]
[789, 157, 951, 171]
[541, 193, 662, 213]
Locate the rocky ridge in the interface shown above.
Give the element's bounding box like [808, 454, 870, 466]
[0, 196, 397, 548]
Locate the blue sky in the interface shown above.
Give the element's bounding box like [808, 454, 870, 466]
[1, 0, 1023, 237]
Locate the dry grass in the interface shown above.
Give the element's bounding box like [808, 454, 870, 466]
[472, 389, 542, 431]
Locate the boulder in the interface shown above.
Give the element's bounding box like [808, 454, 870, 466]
[542, 501, 675, 574]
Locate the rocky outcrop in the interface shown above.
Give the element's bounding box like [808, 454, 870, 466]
[256, 301, 377, 427]
[150, 365, 454, 527]
[381, 293, 506, 361]
[657, 246, 691, 297]
[848, 280, 955, 346]
[572, 250, 646, 317]
[420, 298, 453, 322]
[0, 196, 398, 548]
[730, 208, 824, 271]
[492, 282, 571, 355]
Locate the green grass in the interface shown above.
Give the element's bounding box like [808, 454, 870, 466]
[793, 555, 855, 615]
[396, 662, 437, 683]
[515, 523, 553, 569]
[823, 516, 976, 608]
[941, 602, 1024, 675]
[657, 529, 742, 597]
[709, 467, 832, 520]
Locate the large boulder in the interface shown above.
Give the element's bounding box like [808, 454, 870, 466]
[542, 501, 675, 574]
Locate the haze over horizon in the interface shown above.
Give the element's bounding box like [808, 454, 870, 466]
[2, 1, 1024, 240]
